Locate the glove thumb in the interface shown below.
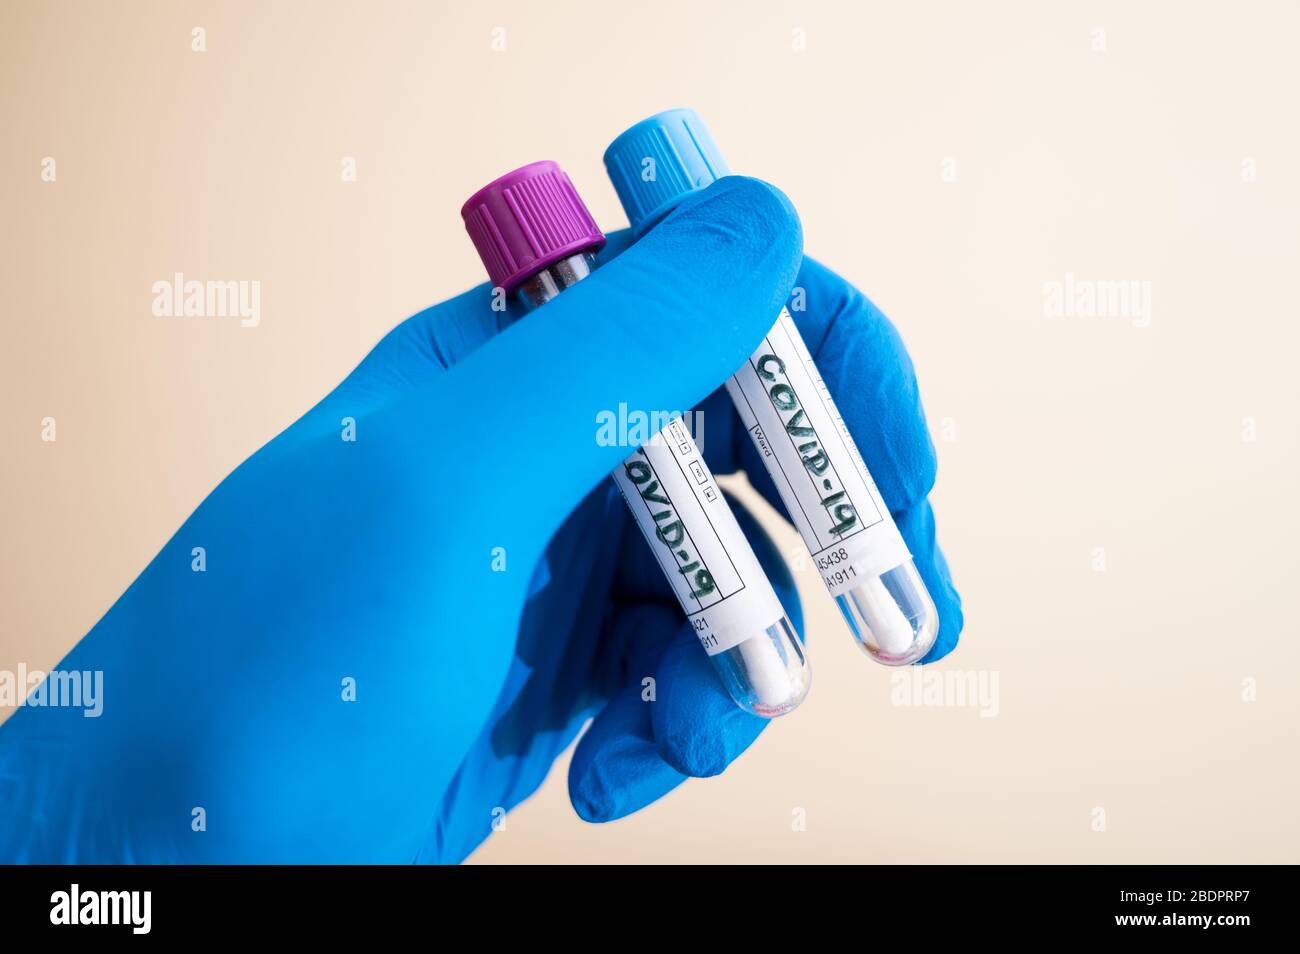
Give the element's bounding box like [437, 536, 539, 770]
[428, 175, 801, 529]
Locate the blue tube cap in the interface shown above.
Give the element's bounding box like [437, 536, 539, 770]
[604, 108, 732, 235]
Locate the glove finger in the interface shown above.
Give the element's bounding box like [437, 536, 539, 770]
[568, 606, 688, 824]
[895, 499, 963, 663]
[569, 681, 688, 824]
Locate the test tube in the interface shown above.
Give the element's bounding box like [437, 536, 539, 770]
[604, 110, 940, 666]
[461, 160, 810, 716]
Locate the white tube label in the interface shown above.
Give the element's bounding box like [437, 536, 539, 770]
[612, 416, 786, 655]
[726, 308, 911, 598]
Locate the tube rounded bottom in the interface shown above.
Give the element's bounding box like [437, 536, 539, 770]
[836, 560, 939, 666]
[709, 616, 810, 717]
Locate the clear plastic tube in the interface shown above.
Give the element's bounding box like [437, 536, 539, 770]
[604, 110, 940, 667]
[836, 561, 937, 665]
[511, 251, 810, 715]
[711, 616, 808, 716]
[724, 307, 939, 666]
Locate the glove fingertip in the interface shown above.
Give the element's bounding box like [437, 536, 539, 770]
[569, 775, 616, 824]
[568, 741, 687, 824]
[652, 635, 767, 778]
[919, 544, 964, 663]
[568, 685, 686, 824]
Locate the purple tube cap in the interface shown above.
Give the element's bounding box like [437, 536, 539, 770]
[461, 160, 606, 293]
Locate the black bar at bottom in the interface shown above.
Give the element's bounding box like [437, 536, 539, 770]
[0, 864, 1284, 939]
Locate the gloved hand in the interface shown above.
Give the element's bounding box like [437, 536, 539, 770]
[0, 176, 960, 864]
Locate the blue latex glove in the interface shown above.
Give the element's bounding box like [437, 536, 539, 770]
[0, 176, 960, 863]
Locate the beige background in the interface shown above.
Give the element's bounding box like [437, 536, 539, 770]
[2, 1, 1297, 863]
